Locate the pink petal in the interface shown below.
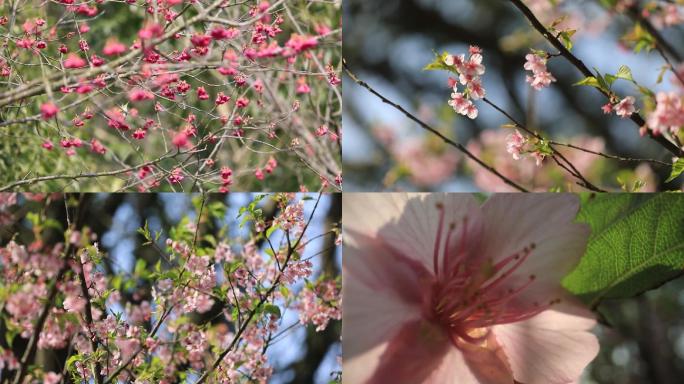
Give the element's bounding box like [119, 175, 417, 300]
[421, 348, 485, 384]
[492, 300, 599, 384]
[477, 194, 589, 305]
[456, 332, 516, 384]
[343, 231, 426, 358]
[345, 319, 451, 384]
[348, 193, 482, 273]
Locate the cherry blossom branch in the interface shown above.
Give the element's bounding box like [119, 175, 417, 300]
[12, 194, 89, 384]
[624, 5, 682, 63]
[11, 264, 69, 384]
[195, 193, 324, 384]
[0, 149, 196, 191]
[343, 61, 530, 192]
[508, 0, 684, 157]
[618, 4, 684, 87]
[549, 141, 671, 166]
[481, 97, 606, 192]
[77, 252, 104, 384]
[102, 305, 174, 384]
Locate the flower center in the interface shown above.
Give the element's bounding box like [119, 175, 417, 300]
[427, 203, 558, 347]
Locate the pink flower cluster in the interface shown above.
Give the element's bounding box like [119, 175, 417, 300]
[297, 281, 341, 332]
[646, 92, 684, 135]
[0, 194, 341, 383]
[524, 53, 556, 90]
[445, 46, 486, 119]
[505, 130, 546, 166]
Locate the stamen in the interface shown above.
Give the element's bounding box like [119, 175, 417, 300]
[445, 217, 469, 278]
[433, 203, 445, 277]
[478, 245, 533, 293]
[440, 222, 457, 278]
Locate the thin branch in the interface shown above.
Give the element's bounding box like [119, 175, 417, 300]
[481, 97, 606, 192]
[343, 61, 529, 192]
[0, 149, 197, 191]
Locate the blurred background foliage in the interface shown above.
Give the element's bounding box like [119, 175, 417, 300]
[0, 193, 341, 383]
[343, 0, 684, 192]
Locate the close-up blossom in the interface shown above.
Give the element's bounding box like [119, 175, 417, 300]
[343, 193, 599, 383]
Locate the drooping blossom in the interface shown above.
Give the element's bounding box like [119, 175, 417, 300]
[524, 53, 556, 91]
[343, 193, 598, 384]
[443, 46, 486, 119]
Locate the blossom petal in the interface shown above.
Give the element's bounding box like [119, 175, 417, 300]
[344, 319, 451, 384]
[342, 193, 413, 237]
[374, 193, 482, 272]
[492, 301, 599, 384]
[478, 194, 589, 301]
[343, 231, 426, 358]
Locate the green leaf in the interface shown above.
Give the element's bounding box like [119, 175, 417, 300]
[559, 29, 576, 50]
[423, 51, 458, 73]
[573, 76, 601, 88]
[615, 65, 634, 82]
[666, 158, 684, 183]
[263, 304, 281, 319]
[563, 194, 684, 308]
[134, 259, 147, 276]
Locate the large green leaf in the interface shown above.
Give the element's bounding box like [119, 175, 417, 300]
[562, 194, 684, 308]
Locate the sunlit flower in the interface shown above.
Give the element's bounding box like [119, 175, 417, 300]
[343, 193, 598, 384]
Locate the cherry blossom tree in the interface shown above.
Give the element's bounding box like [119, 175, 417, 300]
[0, 192, 341, 383]
[0, 0, 342, 192]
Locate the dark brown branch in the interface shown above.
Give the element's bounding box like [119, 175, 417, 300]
[77, 254, 104, 384]
[508, 0, 683, 157]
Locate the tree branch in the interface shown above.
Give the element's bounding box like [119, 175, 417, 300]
[343, 61, 529, 192]
[508, 0, 683, 157]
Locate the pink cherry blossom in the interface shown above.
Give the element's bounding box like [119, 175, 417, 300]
[63, 53, 87, 69]
[614, 96, 636, 118]
[443, 46, 485, 119]
[505, 129, 526, 160]
[343, 193, 598, 384]
[40, 102, 59, 120]
[43, 372, 61, 384]
[601, 103, 613, 114]
[102, 39, 126, 56]
[647, 91, 684, 135]
[524, 53, 556, 91]
[63, 295, 86, 313]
